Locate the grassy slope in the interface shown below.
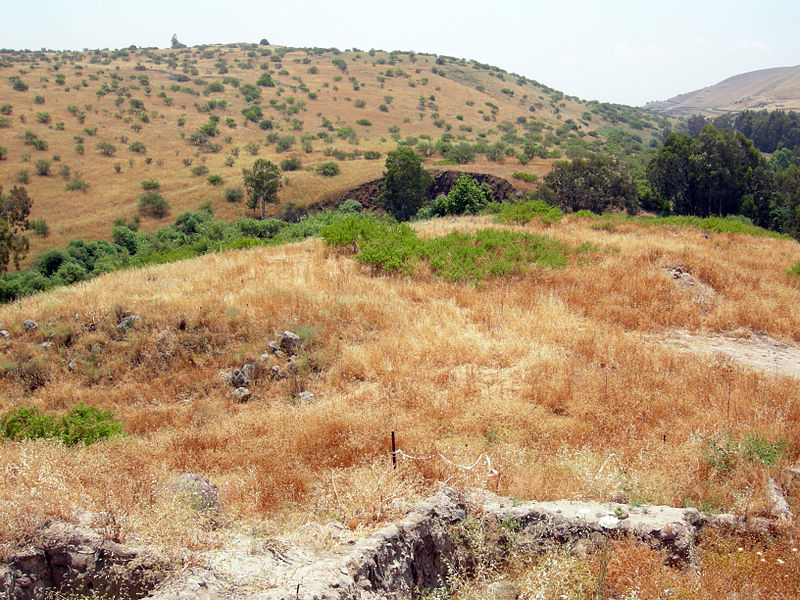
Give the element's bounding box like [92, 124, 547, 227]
[646, 64, 800, 116]
[0, 43, 670, 262]
[1, 213, 799, 597]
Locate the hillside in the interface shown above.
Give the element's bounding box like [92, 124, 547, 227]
[0, 43, 672, 260]
[1, 210, 799, 597]
[646, 64, 800, 117]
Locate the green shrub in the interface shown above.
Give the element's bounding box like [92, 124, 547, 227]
[275, 136, 295, 152]
[512, 172, 538, 183]
[363, 150, 381, 160]
[30, 219, 49, 237]
[0, 146, 6, 160]
[356, 118, 372, 126]
[128, 141, 146, 154]
[141, 179, 160, 190]
[224, 187, 244, 202]
[34, 159, 51, 176]
[280, 157, 301, 171]
[316, 162, 340, 177]
[0, 406, 58, 441]
[789, 262, 800, 276]
[0, 104, 11, 115]
[65, 174, 90, 192]
[190, 165, 209, 176]
[15, 170, 30, 184]
[338, 199, 363, 214]
[207, 174, 223, 186]
[96, 141, 117, 156]
[138, 191, 170, 217]
[431, 174, 492, 216]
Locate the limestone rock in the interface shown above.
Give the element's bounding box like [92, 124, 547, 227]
[116, 315, 141, 333]
[22, 320, 37, 331]
[279, 330, 301, 353]
[232, 387, 251, 402]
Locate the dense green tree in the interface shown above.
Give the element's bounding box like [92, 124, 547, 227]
[244, 159, 282, 219]
[377, 147, 432, 221]
[543, 153, 638, 214]
[0, 186, 32, 272]
[647, 125, 774, 224]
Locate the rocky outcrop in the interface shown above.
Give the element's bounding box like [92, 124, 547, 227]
[0, 521, 168, 600]
[298, 170, 525, 218]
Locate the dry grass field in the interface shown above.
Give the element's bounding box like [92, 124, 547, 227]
[0, 210, 798, 597]
[0, 43, 668, 262]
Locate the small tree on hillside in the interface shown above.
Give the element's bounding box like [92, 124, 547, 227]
[377, 147, 432, 221]
[0, 185, 32, 272]
[171, 34, 186, 49]
[244, 159, 282, 219]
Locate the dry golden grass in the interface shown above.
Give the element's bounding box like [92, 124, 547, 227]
[0, 44, 661, 263]
[0, 213, 798, 597]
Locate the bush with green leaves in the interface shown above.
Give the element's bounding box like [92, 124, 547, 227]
[138, 191, 170, 217]
[225, 187, 244, 202]
[34, 159, 51, 176]
[128, 141, 146, 154]
[96, 141, 117, 156]
[512, 172, 538, 183]
[430, 175, 492, 216]
[0, 146, 6, 160]
[65, 174, 89, 192]
[491, 199, 564, 225]
[190, 165, 210, 176]
[378, 147, 432, 221]
[30, 219, 49, 237]
[275, 136, 295, 152]
[280, 157, 301, 171]
[141, 179, 160, 190]
[316, 162, 340, 177]
[0, 403, 123, 446]
[207, 174, 223, 186]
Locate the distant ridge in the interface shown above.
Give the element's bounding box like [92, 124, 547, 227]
[646, 65, 800, 116]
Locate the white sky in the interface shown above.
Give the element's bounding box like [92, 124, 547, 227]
[2, 0, 797, 106]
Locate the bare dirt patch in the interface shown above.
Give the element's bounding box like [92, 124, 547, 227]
[660, 330, 800, 379]
[662, 266, 718, 312]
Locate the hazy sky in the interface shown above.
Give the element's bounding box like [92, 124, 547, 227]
[2, 0, 797, 106]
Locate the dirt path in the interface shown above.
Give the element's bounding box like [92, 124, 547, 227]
[660, 330, 800, 379]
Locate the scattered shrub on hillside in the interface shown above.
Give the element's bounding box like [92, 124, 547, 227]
[363, 150, 381, 160]
[138, 191, 170, 217]
[207, 174, 223, 186]
[191, 165, 210, 177]
[141, 179, 160, 190]
[280, 157, 301, 171]
[15, 170, 30, 184]
[65, 173, 90, 192]
[356, 118, 372, 126]
[34, 159, 51, 176]
[512, 172, 538, 183]
[96, 141, 117, 156]
[30, 219, 49, 237]
[225, 187, 244, 203]
[316, 162, 340, 177]
[0, 146, 6, 160]
[0, 104, 12, 115]
[128, 141, 146, 154]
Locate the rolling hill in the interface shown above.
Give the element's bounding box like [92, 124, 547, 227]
[0, 43, 672, 261]
[646, 64, 800, 117]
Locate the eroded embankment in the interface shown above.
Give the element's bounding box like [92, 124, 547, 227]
[5, 486, 779, 600]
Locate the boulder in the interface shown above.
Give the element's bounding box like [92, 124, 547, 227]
[22, 320, 37, 331]
[279, 330, 301, 353]
[116, 315, 141, 333]
[232, 387, 251, 402]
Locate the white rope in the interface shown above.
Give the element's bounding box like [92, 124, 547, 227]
[394, 449, 498, 483]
